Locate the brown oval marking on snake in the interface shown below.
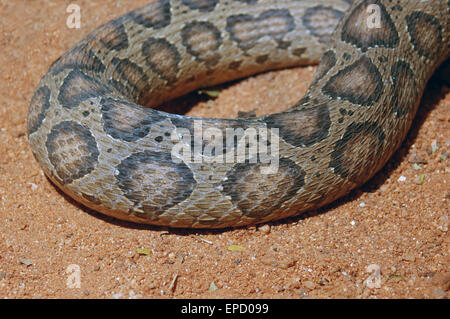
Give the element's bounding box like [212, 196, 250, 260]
[111, 58, 149, 99]
[141, 37, 181, 84]
[181, 21, 223, 66]
[182, 0, 219, 12]
[46, 121, 100, 185]
[58, 69, 111, 109]
[302, 5, 345, 44]
[27, 85, 51, 135]
[263, 104, 331, 147]
[170, 117, 257, 158]
[221, 158, 306, 219]
[228, 60, 243, 70]
[341, 0, 399, 52]
[129, 0, 171, 29]
[322, 55, 383, 106]
[115, 150, 197, 218]
[390, 60, 418, 118]
[406, 12, 443, 59]
[28, 0, 450, 228]
[226, 9, 295, 50]
[100, 98, 165, 142]
[330, 121, 385, 185]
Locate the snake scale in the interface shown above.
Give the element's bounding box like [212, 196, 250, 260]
[28, 0, 449, 228]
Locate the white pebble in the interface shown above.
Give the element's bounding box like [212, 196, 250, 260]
[398, 176, 407, 182]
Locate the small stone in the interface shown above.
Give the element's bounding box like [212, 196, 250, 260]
[398, 176, 407, 182]
[408, 153, 427, 164]
[259, 224, 271, 234]
[209, 281, 218, 291]
[430, 140, 439, 153]
[19, 258, 32, 266]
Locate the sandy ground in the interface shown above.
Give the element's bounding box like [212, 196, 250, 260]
[0, 0, 448, 299]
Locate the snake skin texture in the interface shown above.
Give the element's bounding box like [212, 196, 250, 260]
[28, 0, 449, 228]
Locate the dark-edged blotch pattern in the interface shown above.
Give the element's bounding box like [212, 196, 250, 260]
[58, 69, 111, 109]
[330, 121, 385, 185]
[406, 11, 442, 59]
[115, 150, 197, 218]
[390, 60, 417, 118]
[263, 104, 331, 147]
[129, 0, 171, 29]
[46, 121, 99, 184]
[322, 55, 383, 106]
[181, 21, 223, 66]
[226, 9, 295, 50]
[100, 98, 165, 142]
[182, 0, 219, 12]
[142, 37, 181, 83]
[110, 57, 149, 101]
[27, 85, 51, 135]
[302, 5, 344, 44]
[221, 158, 306, 219]
[341, 0, 399, 52]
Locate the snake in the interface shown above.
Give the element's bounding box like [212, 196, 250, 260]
[27, 0, 449, 228]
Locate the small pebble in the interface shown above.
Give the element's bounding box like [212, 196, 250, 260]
[209, 281, 218, 291]
[259, 224, 271, 234]
[408, 153, 427, 164]
[398, 176, 407, 182]
[431, 140, 439, 153]
[18, 258, 32, 266]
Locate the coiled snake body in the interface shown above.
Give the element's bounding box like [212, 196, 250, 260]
[28, 0, 449, 228]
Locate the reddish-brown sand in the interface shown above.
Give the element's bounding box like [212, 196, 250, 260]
[0, 1, 448, 299]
